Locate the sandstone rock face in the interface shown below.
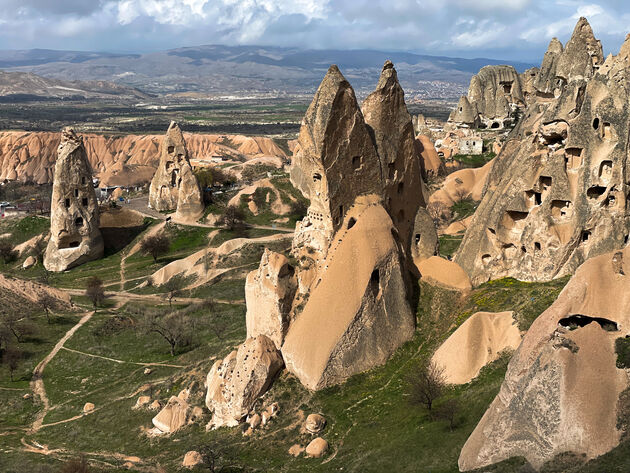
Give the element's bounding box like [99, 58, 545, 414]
[411, 207, 439, 262]
[149, 122, 204, 221]
[282, 198, 415, 390]
[182, 451, 204, 468]
[534, 38, 564, 96]
[450, 65, 524, 129]
[416, 256, 472, 292]
[415, 135, 444, 179]
[22, 255, 36, 269]
[152, 395, 191, 434]
[44, 128, 104, 272]
[459, 248, 630, 470]
[245, 249, 297, 349]
[0, 131, 286, 186]
[289, 65, 383, 261]
[455, 19, 630, 285]
[362, 60, 426, 255]
[432, 311, 521, 385]
[205, 335, 283, 428]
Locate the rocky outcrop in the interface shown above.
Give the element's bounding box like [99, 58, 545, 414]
[149, 122, 204, 221]
[44, 128, 104, 272]
[245, 249, 297, 349]
[152, 395, 191, 434]
[416, 256, 472, 292]
[205, 335, 283, 428]
[450, 65, 525, 129]
[411, 207, 439, 262]
[415, 135, 444, 178]
[0, 131, 286, 186]
[455, 18, 630, 285]
[432, 311, 521, 385]
[459, 248, 630, 470]
[534, 38, 563, 96]
[282, 197, 415, 390]
[362, 60, 426, 256]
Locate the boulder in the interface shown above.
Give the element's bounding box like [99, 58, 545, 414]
[304, 413, 326, 434]
[148, 122, 203, 222]
[245, 249, 297, 349]
[22, 256, 36, 269]
[83, 402, 95, 413]
[182, 451, 204, 468]
[152, 395, 191, 433]
[205, 335, 284, 428]
[149, 400, 161, 411]
[431, 311, 521, 384]
[305, 437, 328, 458]
[44, 128, 104, 272]
[455, 20, 630, 285]
[134, 396, 151, 409]
[459, 248, 630, 470]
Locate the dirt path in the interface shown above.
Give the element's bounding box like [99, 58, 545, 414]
[30, 311, 94, 433]
[60, 347, 186, 368]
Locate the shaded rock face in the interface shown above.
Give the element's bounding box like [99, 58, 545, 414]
[459, 248, 630, 470]
[410, 207, 439, 262]
[205, 335, 283, 428]
[455, 18, 630, 285]
[44, 128, 104, 272]
[362, 60, 426, 256]
[450, 65, 524, 129]
[149, 122, 203, 221]
[245, 249, 297, 349]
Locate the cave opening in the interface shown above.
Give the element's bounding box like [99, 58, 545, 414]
[559, 314, 618, 332]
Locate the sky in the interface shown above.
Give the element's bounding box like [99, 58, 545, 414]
[0, 0, 629, 61]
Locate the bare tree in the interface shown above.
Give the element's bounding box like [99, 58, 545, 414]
[141, 233, 171, 263]
[38, 293, 58, 324]
[85, 276, 105, 309]
[3, 344, 23, 381]
[139, 309, 195, 356]
[407, 360, 446, 413]
[0, 308, 35, 343]
[426, 202, 452, 227]
[434, 398, 461, 431]
[0, 240, 17, 264]
[163, 275, 186, 308]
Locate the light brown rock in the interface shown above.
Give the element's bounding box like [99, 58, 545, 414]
[304, 413, 326, 434]
[305, 437, 328, 458]
[44, 128, 104, 272]
[83, 402, 95, 413]
[182, 451, 204, 468]
[134, 395, 151, 409]
[245, 249, 297, 349]
[205, 335, 283, 428]
[432, 311, 521, 384]
[22, 255, 36, 269]
[459, 248, 630, 470]
[149, 400, 161, 410]
[416, 134, 444, 178]
[152, 395, 191, 433]
[148, 121, 203, 222]
[416, 256, 472, 292]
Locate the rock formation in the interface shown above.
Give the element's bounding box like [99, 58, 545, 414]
[450, 65, 525, 129]
[431, 311, 521, 384]
[245, 249, 297, 349]
[415, 134, 444, 179]
[44, 128, 104, 272]
[459, 248, 630, 470]
[205, 335, 283, 428]
[0, 130, 286, 186]
[149, 122, 204, 222]
[152, 394, 191, 434]
[279, 62, 426, 390]
[455, 18, 630, 285]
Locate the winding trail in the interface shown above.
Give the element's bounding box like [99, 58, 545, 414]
[30, 311, 94, 433]
[60, 346, 185, 368]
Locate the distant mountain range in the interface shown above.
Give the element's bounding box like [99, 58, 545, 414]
[0, 46, 536, 100]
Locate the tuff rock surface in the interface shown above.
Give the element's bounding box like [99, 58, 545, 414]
[245, 249, 297, 349]
[44, 128, 104, 272]
[459, 248, 630, 470]
[205, 335, 283, 428]
[455, 18, 630, 285]
[149, 122, 204, 222]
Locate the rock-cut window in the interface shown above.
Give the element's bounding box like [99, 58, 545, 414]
[75, 217, 84, 227]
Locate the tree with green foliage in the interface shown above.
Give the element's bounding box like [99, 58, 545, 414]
[141, 233, 171, 263]
[0, 239, 17, 264]
[406, 360, 446, 413]
[85, 276, 105, 309]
